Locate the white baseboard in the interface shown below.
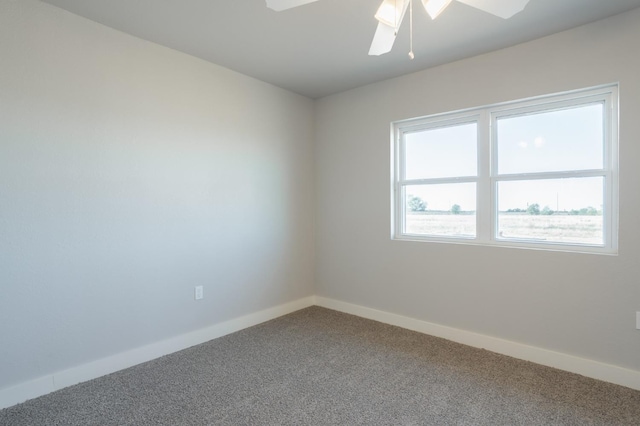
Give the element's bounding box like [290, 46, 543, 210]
[3, 294, 638, 411]
[315, 296, 640, 391]
[0, 296, 315, 410]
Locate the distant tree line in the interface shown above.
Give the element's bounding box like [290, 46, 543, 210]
[407, 195, 461, 214]
[408, 195, 602, 216]
[506, 203, 601, 216]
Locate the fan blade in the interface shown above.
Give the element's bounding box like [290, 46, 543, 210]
[375, 0, 410, 28]
[369, 0, 409, 56]
[368, 22, 397, 56]
[456, 0, 529, 19]
[265, 0, 320, 12]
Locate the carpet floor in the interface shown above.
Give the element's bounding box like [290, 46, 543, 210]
[1, 306, 639, 425]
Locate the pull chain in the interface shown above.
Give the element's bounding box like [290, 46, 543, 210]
[395, 0, 399, 35]
[408, 0, 415, 59]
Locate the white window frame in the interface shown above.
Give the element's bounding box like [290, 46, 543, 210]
[392, 84, 619, 254]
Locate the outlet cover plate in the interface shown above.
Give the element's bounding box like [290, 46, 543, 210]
[195, 285, 204, 300]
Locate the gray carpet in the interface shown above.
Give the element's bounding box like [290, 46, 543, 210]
[1, 307, 639, 425]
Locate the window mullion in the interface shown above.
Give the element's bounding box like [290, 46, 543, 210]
[495, 169, 606, 181]
[400, 176, 477, 186]
[476, 110, 492, 242]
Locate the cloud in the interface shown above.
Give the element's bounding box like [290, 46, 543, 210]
[518, 141, 528, 149]
[534, 136, 546, 148]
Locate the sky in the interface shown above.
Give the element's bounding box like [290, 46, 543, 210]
[403, 102, 605, 211]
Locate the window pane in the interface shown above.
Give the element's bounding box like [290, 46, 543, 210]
[497, 103, 603, 174]
[405, 123, 477, 180]
[497, 177, 604, 245]
[404, 183, 476, 237]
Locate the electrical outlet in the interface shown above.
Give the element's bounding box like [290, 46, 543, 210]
[195, 285, 204, 300]
[636, 312, 640, 330]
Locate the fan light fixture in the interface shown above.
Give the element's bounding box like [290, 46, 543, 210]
[422, 0, 454, 19]
[265, 0, 531, 57]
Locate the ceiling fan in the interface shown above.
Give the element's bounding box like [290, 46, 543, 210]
[265, 0, 530, 57]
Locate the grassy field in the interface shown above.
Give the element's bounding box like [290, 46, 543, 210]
[405, 212, 603, 245]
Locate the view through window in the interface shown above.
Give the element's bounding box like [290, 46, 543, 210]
[393, 85, 618, 253]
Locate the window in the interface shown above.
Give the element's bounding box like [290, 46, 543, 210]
[392, 85, 618, 253]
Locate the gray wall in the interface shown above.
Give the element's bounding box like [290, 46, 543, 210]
[2, 0, 640, 396]
[315, 9, 640, 371]
[0, 0, 315, 389]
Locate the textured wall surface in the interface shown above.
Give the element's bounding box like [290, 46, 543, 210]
[0, 0, 315, 389]
[315, 8, 640, 372]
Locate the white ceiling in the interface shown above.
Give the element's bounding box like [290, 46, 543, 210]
[40, 0, 640, 98]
